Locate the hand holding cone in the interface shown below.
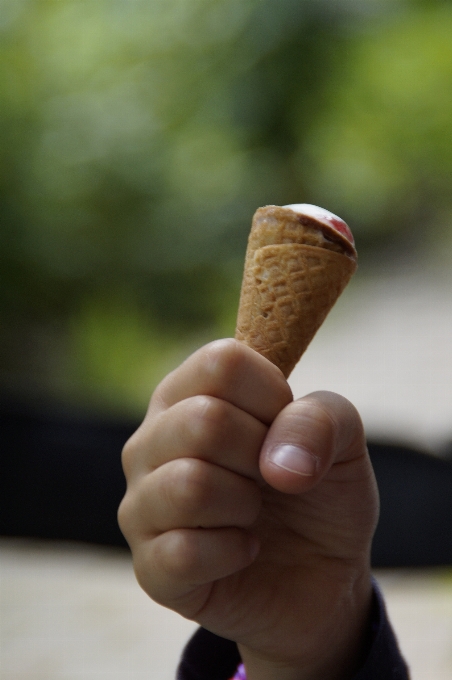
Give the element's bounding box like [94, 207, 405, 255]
[235, 204, 357, 378]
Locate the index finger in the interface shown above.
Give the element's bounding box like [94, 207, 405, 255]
[150, 339, 293, 425]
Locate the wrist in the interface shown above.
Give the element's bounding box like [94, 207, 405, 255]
[238, 569, 373, 680]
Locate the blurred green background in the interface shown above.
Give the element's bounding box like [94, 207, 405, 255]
[1, 0, 452, 416]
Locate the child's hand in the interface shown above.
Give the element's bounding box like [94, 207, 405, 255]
[118, 339, 379, 680]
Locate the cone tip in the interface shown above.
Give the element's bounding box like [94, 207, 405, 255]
[283, 204, 354, 246]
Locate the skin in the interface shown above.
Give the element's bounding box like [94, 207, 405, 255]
[118, 339, 379, 680]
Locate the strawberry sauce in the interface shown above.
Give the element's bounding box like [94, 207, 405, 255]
[284, 204, 354, 246]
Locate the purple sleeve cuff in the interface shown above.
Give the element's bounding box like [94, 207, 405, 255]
[229, 664, 246, 680]
[176, 578, 409, 680]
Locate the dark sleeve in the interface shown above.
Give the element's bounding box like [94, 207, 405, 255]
[353, 580, 409, 680]
[176, 580, 409, 680]
[176, 627, 240, 680]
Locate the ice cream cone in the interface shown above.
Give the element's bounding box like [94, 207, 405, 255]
[235, 204, 357, 378]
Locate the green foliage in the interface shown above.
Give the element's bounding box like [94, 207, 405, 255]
[1, 0, 452, 412]
[298, 5, 452, 246]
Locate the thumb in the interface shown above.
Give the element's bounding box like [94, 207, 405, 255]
[259, 391, 368, 494]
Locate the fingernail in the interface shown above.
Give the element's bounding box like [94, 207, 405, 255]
[268, 445, 318, 476]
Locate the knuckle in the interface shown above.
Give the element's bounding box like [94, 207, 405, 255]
[297, 398, 335, 431]
[165, 532, 200, 579]
[121, 418, 162, 477]
[167, 458, 214, 517]
[121, 430, 142, 477]
[204, 338, 246, 384]
[310, 390, 363, 429]
[117, 493, 135, 542]
[188, 394, 230, 446]
[128, 534, 196, 604]
[301, 390, 365, 454]
[150, 377, 172, 410]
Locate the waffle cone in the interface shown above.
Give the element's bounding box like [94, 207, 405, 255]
[235, 206, 357, 378]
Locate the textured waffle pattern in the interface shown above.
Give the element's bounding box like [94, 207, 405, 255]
[235, 207, 357, 378]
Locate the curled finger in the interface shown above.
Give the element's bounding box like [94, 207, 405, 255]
[120, 457, 262, 540]
[133, 527, 260, 618]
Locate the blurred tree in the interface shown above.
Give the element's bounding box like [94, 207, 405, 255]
[297, 3, 452, 253]
[1, 0, 451, 412]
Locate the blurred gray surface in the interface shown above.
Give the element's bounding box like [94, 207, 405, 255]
[0, 539, 197, 680]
